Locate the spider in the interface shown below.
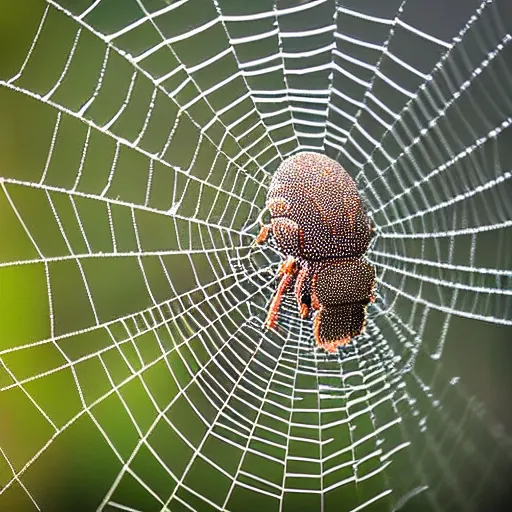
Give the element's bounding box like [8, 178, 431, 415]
[255, 152, 376, 353]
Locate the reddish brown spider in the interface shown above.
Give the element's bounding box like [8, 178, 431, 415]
[255, 152, 376, 353]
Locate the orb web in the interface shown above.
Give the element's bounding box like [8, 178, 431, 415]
[0, 0, 511, 511]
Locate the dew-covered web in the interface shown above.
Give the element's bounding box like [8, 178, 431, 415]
[1, 0, 512, 511]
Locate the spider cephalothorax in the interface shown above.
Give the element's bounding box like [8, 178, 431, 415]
[256, 151, 376, 353]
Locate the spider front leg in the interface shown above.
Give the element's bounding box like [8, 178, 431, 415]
[265, 256, 297, 330]
[254, 224, 271, 245]
[253, 203, 275, 246]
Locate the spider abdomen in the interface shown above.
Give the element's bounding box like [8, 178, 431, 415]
[267, 152, 371, 260]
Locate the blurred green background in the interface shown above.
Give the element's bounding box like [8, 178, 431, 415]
[1, 1, 511, 511]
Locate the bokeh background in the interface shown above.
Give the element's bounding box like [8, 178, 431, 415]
[1, 0, 511, 511]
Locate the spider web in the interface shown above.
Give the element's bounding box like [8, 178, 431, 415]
[1, 0, 511, 510]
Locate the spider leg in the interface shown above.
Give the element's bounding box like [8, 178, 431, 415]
[252, 204, 272, 246]
[279, 255, 296, 275]
[254, 224, 271, 245]
[299, 303, 309, 319]
[369, 217, 379, 238]
[265, 256, 297, 330]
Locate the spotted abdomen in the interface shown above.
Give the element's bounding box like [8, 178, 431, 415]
[267, 152, 371, 261]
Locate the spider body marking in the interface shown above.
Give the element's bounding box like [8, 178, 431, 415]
[256, 151, 376, 353]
